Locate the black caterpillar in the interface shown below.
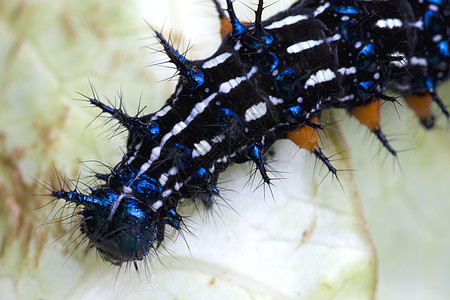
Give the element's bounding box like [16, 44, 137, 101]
[50, 0, 449, 266]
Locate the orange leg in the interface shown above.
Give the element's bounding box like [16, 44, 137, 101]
[404, 93, 434, 129]
[351, 100, 397, 156]
[287, 118, 337, 175]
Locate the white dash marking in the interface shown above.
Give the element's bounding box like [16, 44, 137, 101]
[287, 39, 324, 53]
[152, 200, 163, 211]
[265, 15, 308, 29]
[247, 66, 258, 78]
[185, 93, 218, 124]
[122, 186, 132, 194]
[389, 52, 406, 68]
[108, 194, 125, 220]
[409, 20, 423, 30]
[217, 156, 228, 164]
[219, 67, 257, 94]
[304, 69, 336, 89]
[194, 140, 212, 156]
[174, 182, 182, 191]
[376, 18, 402, 29]
[269, 95, 284, 105]
[326, 33, 341, 43]
[161, 190, 172, 198]
[433, 34, 442, 43]
[175, 85, 183, 97]
[314, 2, 330, 16]
[150, 147, 161, 163]
[202, 53, 232, 69]
[172, 121, 187, 135]
[139, 147, 161, 174]
[219, 77, 245, 94]
[212, 134, 225, 143]
[135, 140, 143, 151]
[126, 156, 135, 165]
[159, 174, 169, 186]
[410, 57, 427, 66]
[338, 95, 354, 102]
[337, 67, 356, 75]
[234, 40, 242, 51]
[245, 102, 267, 122]
[151, 105, 171, 121]
[168, 167, 178, 176]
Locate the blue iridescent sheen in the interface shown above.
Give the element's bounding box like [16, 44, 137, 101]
[51, 189, 100, 207]
[199, 190, 217, 207]
[285, 105, 303, 123]
[155, 30, 204, 90]
[356, 81, 375, 99]
[109, 167, 137, 186]
[340, 20, 364, 44]
[245, 143, 262, 162]
[106, 168, 161, 202]
[88, 97, 159, 140]
[170, 143, 192, 170]
[226, 0, 246, 35]
[418, 76, 436, 91]
[424, 10, 445, 36]
[245, 142, 270, 183]
[242, 0, 273, 49]
[138, 121, 159, 140]
[52, 188, 157, 264]
[188, 168, 218, 201]
[426, 0, 445, 5]
[165, 209, 182, 229]
[217, 108, 243, 139]
[87, 196, 156, 264]
[243, 30, 273, 49]
[183, 67, 205, 90]
[331, 0, 359, 14]
[427, 41, 450, 66]
[191, 167, 208, 184]
[257, 52, 279, 75]
[356, 44, 379, 72]
[95, 173, 109, 181]
[274, 68, 302, 99]
[130, 174, 161, 200]
[211, 186, 219, 195]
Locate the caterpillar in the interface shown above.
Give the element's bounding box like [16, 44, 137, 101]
[48, 0, 449, 273]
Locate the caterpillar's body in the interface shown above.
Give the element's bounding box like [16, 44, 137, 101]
[51, 0, 449, 265]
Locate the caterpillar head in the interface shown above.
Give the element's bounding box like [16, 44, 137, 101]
[51, 177, 165, 265]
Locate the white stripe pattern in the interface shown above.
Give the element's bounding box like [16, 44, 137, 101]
[376, 18, 402, 29]
[337, 67, 356, 75]
[194, 140, 212, 156]
[202, 53, 232, 69]
[137, 68, 258, 177]
[265, 14, 308, 29]
[245, 102, 267, 122]
[304, 69, 336, 89]
[314, 2, 330, 16]
[287, 39, 324, 53]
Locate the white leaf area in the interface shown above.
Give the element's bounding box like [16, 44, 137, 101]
[0, 1, 449, 300]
